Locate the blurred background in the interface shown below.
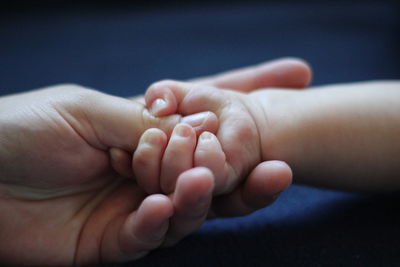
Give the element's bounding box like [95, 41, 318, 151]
[1, 1, 399, 266]
[1, 0, 399, 96]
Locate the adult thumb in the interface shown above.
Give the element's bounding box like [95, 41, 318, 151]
[72, 89, 218, 152]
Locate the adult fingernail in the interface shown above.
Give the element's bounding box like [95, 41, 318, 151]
[181, 112, 210, 128]
[150, 98, 167, 116]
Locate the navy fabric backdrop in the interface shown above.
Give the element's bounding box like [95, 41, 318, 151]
[1, 1, 399, 266]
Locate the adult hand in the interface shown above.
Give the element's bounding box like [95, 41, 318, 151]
[0, 85, 217, 265]
[0, 57, 311, 264]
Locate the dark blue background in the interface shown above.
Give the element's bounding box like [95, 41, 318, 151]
[1, 1, 399, 266]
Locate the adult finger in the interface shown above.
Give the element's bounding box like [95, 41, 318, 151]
[191, 57, 312, 91]
[101, 194, 174, 263]
[64, 87, 217, 152]
[209, 161, 292, 218]
[163, 167, 214, 247]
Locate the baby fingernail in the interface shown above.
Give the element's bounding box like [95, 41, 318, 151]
[200, 131, 213, 140]
[150, 98, 167, 116]
[175, 124, 192, 137]
[181, 112, 210, 128]
[142, 130, 163, 145]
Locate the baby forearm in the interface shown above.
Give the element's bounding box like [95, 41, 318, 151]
[252, 81, 400, 192]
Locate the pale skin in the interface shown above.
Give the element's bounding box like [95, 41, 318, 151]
[0, 58, 311, 265]
[141, 80, 400, 202]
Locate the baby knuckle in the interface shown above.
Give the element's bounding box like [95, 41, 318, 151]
[149, 79, 177, 91]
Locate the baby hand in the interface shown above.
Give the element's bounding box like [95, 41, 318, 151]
[140, 80, 264, 196]
[133, 121, 293, 220]
[133, 123, 227, 195]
